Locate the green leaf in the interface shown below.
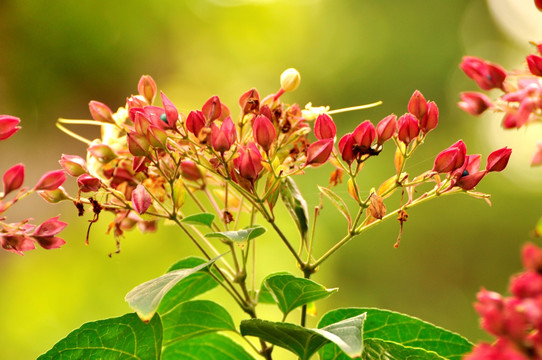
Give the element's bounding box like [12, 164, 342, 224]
[280, 177, 309, 243]
[318, 308, 473, 360]
[264, 272, 337, 317]
[157, 257, 220, 314]
[318, 185, 352, 227]
[256, 281, 277, 304]
[38, 313, 162, 360]
[205, 226, 266, 244]
[240, 314, 365, 360]
[180, 213, 215, 227]
[162, 332, 256, 360]
[125, 253, 225, 322]
[162, 300, 235, 346]
[362, 338, 447, 360]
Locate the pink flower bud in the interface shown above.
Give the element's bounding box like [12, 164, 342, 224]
[454, 154, 486, 191]
[252, 115, 276, 153]
[460, 56, 507, 91]
[77, 174, 101, 192]
[510, 271, 542, 299]
[502, 114, 519, 129]
[160, 92, 179, 129]
[432, 140, 466, 173]
[458, 92, 493, 115]
[3, 163, 24, 196]
[314, 113, 336, 140]
[126, 95, 147, 110]
[132, 184, 152, 214]
[421, 101, 438, 134]
[1, 235, 35, 255]
[186, 110, 206, 137]
[338, 133, 355, 165]
[522, 243, 542, 272]
[239, 88, 260, 114]
[33, 216, 67, 237]
[486, 147, 512, 172]
[34, 236, 66, 250]
[133, 110, 151, 135]
[397, 113, 419, 145]
[87, 144, 117, 164]
[34, 170, 66, 191]
[127, 131, 150, 156]
[532, 142, 542, 166]
[407, 90, 428, 120]
[352, 120, 376, 150]
[211, 117, 237, 153]
[59, 154, 87, 177]
[376, 114, 397, 145]
[234, 142, 263, 182]
[474, 288, 506, 337]
[180, 160, 202, 181]
[305, 139, 334, 167]
[137, 75, 157, 104]
[202, 95, 222, 121]
[0, 115, 21, 140]
[88, 100, 114, 123]
[527, 54, 542, 76]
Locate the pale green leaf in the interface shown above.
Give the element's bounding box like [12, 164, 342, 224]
[318, 185, 352, 227]
[205, 226, 266, 243]
[162, 333, 256, 360]
[180, 213, 215, 227]
[280, 177, 309, 242]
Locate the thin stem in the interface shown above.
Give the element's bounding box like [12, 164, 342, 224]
[327, 101, 383, 114]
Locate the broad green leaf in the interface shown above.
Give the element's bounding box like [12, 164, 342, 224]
[38, 313, 162, 360]
[240, 314, 365, 360]
[158, 257, 220, 314]
[362, 338, 446, 360]
[256, 281, 276, 304]
[318, 185, 352, 227]
[264, 272, 337, 317]
[162, 300, 235, 346]
[162, 332, 256, 360]
[125, 253, 224, 322]
[280, 177, 309, 243]
[180, 213, 215, 227]
[205, 226, 266, 244]
[318, 308, 473, 360]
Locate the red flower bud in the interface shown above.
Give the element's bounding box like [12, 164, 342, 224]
[352, 120, 376, 150]
[211, 117, 237, 153]
[202, 95, 222, 121]
[527, 54, 542, 76]
[376, 114, 397, 145]
[127, 131, 150, 156]
[305, 139, 334, 167]
[132, 184, 152, 214]
[338, 133, 355, 165]
[0, 115, 21, 140]
[89, 101, 114, 123]
[1, 235, 35, 255]
[252, 115, 276, 153]
[160, 92, 179, 129]
[536, 0, 542, 11]
[460, 56, 507, 91]
[234, 142, 263, 182]
[87, 144, 117, 164]
[458, 92, 493, 115]
[180, 160, 202, 182]
[137, 75, 157, 104]
[59, 154, 87, 177]
[408, 90, 428, 120]
[239, 88, 260, 114]
[454, 154, 486, 191]
[397, 113, 419, 145]
[186, 110, 206, 137]
[34, 170, 66, 191]
[432, 140, 466, 173]
[2, 163, 24, 196]
[502, 114, 519, 129]
[314, 113, 336, 140]
[77, 174, 101, 193]
[420, 101, 438, 134]
[522, 243, 542, 272]
[486, 147, 512, 172]
[33, 216, 67, 237]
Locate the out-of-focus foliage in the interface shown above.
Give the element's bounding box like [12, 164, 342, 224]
[0, 0, 539, 359]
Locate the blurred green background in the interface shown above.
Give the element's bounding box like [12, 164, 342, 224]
[1, 0, 542, 359]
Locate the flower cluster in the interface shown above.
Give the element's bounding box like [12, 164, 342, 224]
[466, 242, 542, 360]
[0, 115, 67, 255]
[46, 70, 512, 256]
[458, 42, 542, 165]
